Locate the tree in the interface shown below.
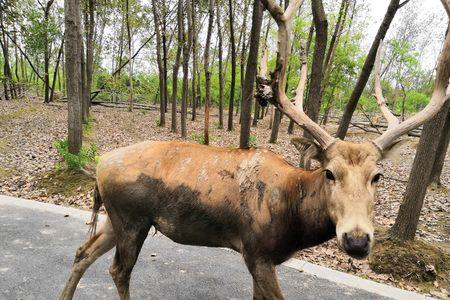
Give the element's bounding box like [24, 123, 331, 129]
[152, 0, 166, 127]
[65, 0, 83, 154]
[171, 0, 183, 132]
[304, 0, 328, 135]
[181, 0, 193, 138]
[216, 3, 224, 129]
[204, 0, 215, 145]
[191, 1, 199, 121]
[39, 0, 56, 103]
[0, 5, 15, 100]
[389, 15, 450, 241]
[227, 0, 236, 131]
[84, 0, 95, 106]
[429, 109, 450, 185]
[336, 0, 409, 139]
[239, 0, 263, 148]
[125, 0, 133, 112]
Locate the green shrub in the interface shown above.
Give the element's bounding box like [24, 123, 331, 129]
[190, 131, 206, 144]
[249, 135, 258, 148]
[190, 131, 218, 144]
[83, 115, 94, 135]
[394, 90, 429, 113]
[54, 139, 99, 170]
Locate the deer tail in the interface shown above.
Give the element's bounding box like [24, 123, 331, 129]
[87, 183, 102, 238]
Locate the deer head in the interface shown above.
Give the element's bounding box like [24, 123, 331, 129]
[259, 0, 450, 259]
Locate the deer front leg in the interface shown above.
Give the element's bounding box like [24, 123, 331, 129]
[244, 255, 284, 300]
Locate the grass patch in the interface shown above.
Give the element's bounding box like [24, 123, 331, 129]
[36, 168, 95, 197]
[369, 234, 450, 293]
[0, 107, 39, 124]
[0, 166, 14, 179]
[0, 139, 9, 154]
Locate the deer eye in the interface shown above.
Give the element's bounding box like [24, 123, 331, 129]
[325, 169, 335, 181]
[372, 173, 382, 184]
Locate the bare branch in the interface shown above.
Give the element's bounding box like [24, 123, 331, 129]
[373, 40, 399, 129]
[398, 0, 411, 9]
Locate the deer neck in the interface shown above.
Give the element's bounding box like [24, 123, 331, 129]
[287, 168, 335, 250]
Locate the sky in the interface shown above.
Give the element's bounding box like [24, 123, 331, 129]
[363, 0, 447, 69]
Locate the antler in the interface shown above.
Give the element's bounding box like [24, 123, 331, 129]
[373, 2, 450, 151]
[258, 0, 335, 149]
[294, 42, 308, 110]
[373, 40, 400, 130]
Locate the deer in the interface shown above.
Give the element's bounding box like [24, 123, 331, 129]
[58, 0, 450, 299]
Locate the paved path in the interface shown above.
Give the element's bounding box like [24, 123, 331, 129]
[0, 196, 428, 300]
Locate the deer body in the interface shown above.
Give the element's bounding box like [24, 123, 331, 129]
[98, 140, 334, 263]
[59, 0, 450, 298]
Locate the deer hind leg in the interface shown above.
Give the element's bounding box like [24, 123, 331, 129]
[244, 254, 284, 300]
[109, 224, 151, 300]
[58, 217, 115, 300]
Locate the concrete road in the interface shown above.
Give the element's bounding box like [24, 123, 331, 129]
[0, 196, 427, 300]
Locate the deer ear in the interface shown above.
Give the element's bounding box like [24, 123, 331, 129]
[291, 137, 324, 161]
[381, 138, 409, 162]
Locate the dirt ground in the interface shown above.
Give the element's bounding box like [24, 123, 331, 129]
[0, 97, 449, 298]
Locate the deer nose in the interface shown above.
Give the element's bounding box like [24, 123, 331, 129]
[342, 233, 370, 259]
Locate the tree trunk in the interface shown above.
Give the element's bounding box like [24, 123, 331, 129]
[43, 1, 55, 103]
[152, 0, 166, 126]
[216, 4, 224, 129]
[171, 0, 183, 132]
[304, 0, 328, 126]
[429, 108, 450, 185]
[321, 0, 348, 92]
[65, 0, 83, 154]
[204, 0, 215, 145]
[162, 3, 169, 113]
[181, 0, 193, 138]
[389, 101, 450, 241]
[80, 30, 88, 122]
[0, 9, 13, 100]
[50, 39, 64, 102]
[227, 0, 237, 131]
[239, 0, 263, 149]
[336, 0, 405, 139]
[125, 0, 134, 112]
[86, 0, 95, 108]
[191, 1, 198, 121]
[269, 109, 282, 143]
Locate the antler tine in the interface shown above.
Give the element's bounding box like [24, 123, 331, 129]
[293, 42, 307, 111]
[259, 0, 336, 149]
[373, 40, 400, 130]
[373, 6, 450, 151]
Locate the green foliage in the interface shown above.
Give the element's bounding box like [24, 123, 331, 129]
[54, 139, 98, 170]
[83, 115, 94, 135]
[248, 135, 258, 148]
[190, 131, 218, 144]
[190, 131, 206, 144]
[393, 90, 429, 113]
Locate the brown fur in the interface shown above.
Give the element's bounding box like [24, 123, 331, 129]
[59, 140, 387, 300]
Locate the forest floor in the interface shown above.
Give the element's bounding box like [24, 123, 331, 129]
[0, 96, 449, 298]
